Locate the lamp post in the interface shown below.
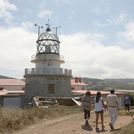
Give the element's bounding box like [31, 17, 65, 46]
[34, 24, 43, 37]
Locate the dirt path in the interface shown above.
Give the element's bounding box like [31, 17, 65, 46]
[13, 112, 133, 134]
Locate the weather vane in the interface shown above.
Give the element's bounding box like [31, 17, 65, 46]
[34, 23, 43, 37]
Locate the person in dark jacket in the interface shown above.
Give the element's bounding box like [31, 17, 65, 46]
[82, 91, 92, 126]
[124, 95, 131, 112]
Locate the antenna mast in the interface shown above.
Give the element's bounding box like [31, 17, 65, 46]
[46, 18, 50, 28]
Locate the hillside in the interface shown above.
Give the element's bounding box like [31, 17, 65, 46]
[82, 77, 134, 90]
[0, 75, 14, 79]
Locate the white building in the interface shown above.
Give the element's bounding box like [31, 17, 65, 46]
[0, 79, 25, 107]
[71, 77, 88, 90]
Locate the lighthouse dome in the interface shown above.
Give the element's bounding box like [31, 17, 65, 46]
[36, 27, 60, 54]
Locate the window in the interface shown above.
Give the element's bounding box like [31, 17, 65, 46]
[48, 84, 55, 93]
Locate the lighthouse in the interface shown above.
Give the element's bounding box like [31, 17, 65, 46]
[24, 23, 72, 104]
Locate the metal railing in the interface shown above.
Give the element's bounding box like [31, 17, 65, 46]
[31, 54, 64, 61]
[25, 67, 72, 76]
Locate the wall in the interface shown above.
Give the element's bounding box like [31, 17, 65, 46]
[24, 74, 72, 104]
[3, 96, 22, 108]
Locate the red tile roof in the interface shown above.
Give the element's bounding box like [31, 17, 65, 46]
[72, 90, 124, 96]
[0, 79, 25, 86]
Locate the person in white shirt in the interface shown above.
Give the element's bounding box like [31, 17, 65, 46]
[107, 90, 119, 130]
[94, 92, 105, 131]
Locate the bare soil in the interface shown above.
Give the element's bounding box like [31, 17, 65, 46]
[13, 111, 133, 134]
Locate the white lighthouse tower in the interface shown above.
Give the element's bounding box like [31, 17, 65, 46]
[24, 23, 72, 104]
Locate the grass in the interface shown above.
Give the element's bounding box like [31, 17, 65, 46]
[0, 105, 81, 134]
[112, 121, 134, 134]
[113, 108, 134, 134]
[1, 105, 134, 134]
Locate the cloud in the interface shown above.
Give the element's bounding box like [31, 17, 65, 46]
[21, 21, 35, 31]
[68, 11, 75, 20]
[0, 26, 134, 79]
[54, 0, 72, 5]
[105, 11, 128, 27]
[94, 10, 128, 28]
[60, 33, 134, 78]
[0, 26, 36, 78]
[120, 22, 134, 42]
[38, 9, 52, 18]
[0, 0, 17, 22]
[116, 11, 128, 24]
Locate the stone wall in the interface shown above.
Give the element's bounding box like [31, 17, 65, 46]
[24, 74, 72, 104]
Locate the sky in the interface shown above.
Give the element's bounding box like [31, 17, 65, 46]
[0, 0, 134, 79]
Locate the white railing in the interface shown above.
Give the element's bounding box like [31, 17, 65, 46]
[25, 67, 72, 76]
[31, 54, 64, 61]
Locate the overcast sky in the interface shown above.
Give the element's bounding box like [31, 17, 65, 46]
[0, 0, 134, 79]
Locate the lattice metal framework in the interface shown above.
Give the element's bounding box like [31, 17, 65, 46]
[36, 28, 60, 55]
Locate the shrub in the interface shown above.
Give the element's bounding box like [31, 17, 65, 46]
[0, 105, 81, 133]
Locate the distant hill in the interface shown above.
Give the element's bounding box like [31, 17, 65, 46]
[82, 77, 103, 84]
[82, 77, 134, 90]
[104, 78, 134, 83]
[104, 78, 134, 90]
[0, 75, 14, 79]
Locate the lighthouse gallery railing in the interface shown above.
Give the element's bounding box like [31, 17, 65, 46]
[25, 67, 72, 76]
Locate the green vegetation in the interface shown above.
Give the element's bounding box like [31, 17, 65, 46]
[112, 121, 134, 134]
[0, 105, 81, 133]
[0, 75, 14, 79]
[82, 77, 134, 90]
[113, 109, 134, 134]
[0, 104, 134, 134]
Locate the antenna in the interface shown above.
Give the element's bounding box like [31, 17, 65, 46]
[34, 23, 43, 37]
[52, 26, 61, 35]
[46, 18, 50, 28]
[45, 18, 52, 32]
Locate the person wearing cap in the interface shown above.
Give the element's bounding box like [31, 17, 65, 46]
[82, 91, 92, 126]
[107, 90, 119, 130]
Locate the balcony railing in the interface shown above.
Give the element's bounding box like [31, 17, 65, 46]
[25, 67, 72, 76]
[31, 54, 64, 62]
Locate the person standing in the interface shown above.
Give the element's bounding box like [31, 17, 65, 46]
[124, 95, 131, 112]
[94, 92, 105, 131]
[82, 91, 92, 126]
[107, 90, 119, 130]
